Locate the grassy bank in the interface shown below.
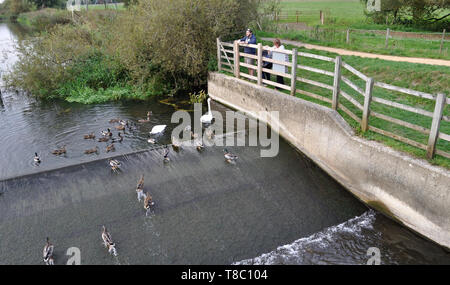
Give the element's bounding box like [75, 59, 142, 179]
[223, 38, 449, 167]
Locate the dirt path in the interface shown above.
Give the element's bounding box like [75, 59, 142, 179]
[261, 37, 450, 67]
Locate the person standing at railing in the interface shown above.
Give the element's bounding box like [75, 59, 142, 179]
[239, 28, 257, 77]
[269, 38, 289, 90]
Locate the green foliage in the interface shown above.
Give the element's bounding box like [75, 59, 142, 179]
[189, 90, 207, 104]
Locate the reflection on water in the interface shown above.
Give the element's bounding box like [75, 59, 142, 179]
[0, 22, 449, 265]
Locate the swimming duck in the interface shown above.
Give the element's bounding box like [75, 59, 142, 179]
[196, 141, 204, 152]
[109, 159, 121, 171]
[109, 118, 120, 124]
[138, 111, 152, 123]
[205, 127, 215, 140]
[106, 143, 115, 153]
[144, 193, 155, 216]
[84, 133, 95, 140]
[171, 136, 181, 151]
[34, 152, 41, 164]
[101, 128, 112, 137]
[98, 136, 110, 142]
[163, 146, 170, 163]
[52, 146, 66, 155]
[115, 125, 125, 131]
[223, 148, 238, 163]
[136, 175, 145, 201]
[101, 226, 118, 256]
[84, 146, 98, 154]
[43, 237, 54, 265]
[112, 133, 123, 143]
[137, 174, 144, 190]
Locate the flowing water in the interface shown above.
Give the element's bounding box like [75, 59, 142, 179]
[0, 22, 449, 265]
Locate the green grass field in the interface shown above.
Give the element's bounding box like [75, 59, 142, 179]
[220, 39, 450, 168]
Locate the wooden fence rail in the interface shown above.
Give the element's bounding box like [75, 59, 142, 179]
[217, 38, 449, 160]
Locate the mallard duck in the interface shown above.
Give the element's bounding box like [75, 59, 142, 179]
[224, 148, 238, 163]
[136, 175, 145, 201]
[98, 136, 110, 142]
[196, 141, 204, 152]
[34, 152, 41, 164]
[115, 125, 125, 131]
[136, 174, 144, 190]
[109, 159, 121, 171]
[112, 133, 123, 143]
[84, 133, 95, 140]
[109, 118, 120, 124]
[52, 146, 66, 155]
[101, 128, 112, 137]
[43, 237, 54, 265]
[150, 125, 167, 135]
[101, 226, 117, 256]
[138, 111, 152, 123]
[84, 146, 98, 154]
[106, 143, 115, 153]
[163, 146, 170, 163]
[144, 193, 155, 216]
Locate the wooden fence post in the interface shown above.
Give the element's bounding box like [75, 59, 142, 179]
[440, 29, 446, 54]
[234, 40, 240, 79]
[332, 56, 342, 110]
[427, 93, 446, 159]
[216, 38, 221, 72]
[290, 48, 298, 96]
[361, 77, 374, 132]
[296, 11, 299, 23]
[257, 43, 263, 86]
[320, 10, 324, 25]
[385, 28, 390, 49]
[346, 29, 350, 44]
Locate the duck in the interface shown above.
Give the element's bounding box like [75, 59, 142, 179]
[205, 127, 215, 140]
[223, 148, 238, 163]
[109, 118, 121, 124]
[115, 124, 125, 131]
[43, 237, 54, 265]
[106, 143, 115, 153]
[34, 152, 41, 164]
[163, 146, 170, 163]
[112, 133, 123, 143]
[144, 193, 155, 216]
[150, 125, 167, 135]
[52, 145, 66, 155]
[109, 159, 121, 171]
[84, 133, 95, 140]
[147, 138, 156, 144]
[98, 136, 110, 142]
[171, 136, 181, 151]
[84, 146, 98, 154]
[200, 98, 213, 123]
[138, 111, 152, 123]
[136, 175, 145, 202]
[101, 226, 118, 257]
[101, 128, 112, 137]
[184, 125, 197, 139]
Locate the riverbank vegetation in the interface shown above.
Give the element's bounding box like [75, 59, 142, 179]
[4, 0, 256, 103]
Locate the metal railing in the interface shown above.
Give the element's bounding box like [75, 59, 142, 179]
[216, 38, 449, 160]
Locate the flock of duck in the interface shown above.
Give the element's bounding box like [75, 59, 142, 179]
[40, 97, 240, 264]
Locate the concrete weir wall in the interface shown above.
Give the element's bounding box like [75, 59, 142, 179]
[208, 72, 450, 249]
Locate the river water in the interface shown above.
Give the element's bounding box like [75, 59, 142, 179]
[0, 22, 449, 265]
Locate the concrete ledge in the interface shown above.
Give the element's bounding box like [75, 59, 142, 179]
[208, 72, 450, 249]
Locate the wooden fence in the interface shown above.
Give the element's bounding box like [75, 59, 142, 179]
[216, 38, 449, 160]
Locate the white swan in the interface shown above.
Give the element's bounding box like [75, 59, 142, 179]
[150, 125, 167, 134]
[200, 98, 213, 123]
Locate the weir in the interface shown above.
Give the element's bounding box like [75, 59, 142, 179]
[0, 136, 367, 264]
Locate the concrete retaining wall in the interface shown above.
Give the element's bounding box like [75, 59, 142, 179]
[208, 72, 450, 249]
